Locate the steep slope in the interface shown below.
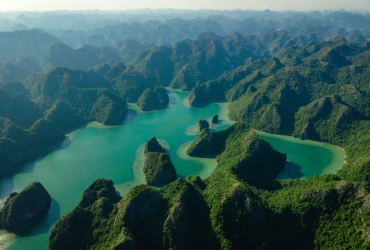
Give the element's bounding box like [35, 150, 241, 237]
[143, 137, 177, 186]
[0, 118, 65, 176]
[0, 62, 32, 83]
[131, 33, 269, 91]
[0, 182, 51, 234]
[49, 122, 370, 249]
[137, 87, 169, 111]
[48, 123, 287, 249]
[0, 30, 60, 61]
[43, 43, 118, 71]
[33, 67, 128, 129]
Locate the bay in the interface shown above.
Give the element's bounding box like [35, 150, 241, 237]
[0, 90, 345, 249]
[0, 90, 232, 250]
[255, 130, 345, 179]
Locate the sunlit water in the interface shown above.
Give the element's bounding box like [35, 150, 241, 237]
[0, 90, 344, 249]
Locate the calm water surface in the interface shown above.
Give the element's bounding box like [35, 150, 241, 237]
[0, 90, 232, 249]
[0, 91, 344, 249]
[255, 131, 345, 179]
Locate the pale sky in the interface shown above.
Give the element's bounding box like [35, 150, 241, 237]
[1, 0, 370, 12]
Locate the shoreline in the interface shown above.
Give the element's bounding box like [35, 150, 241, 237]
[115, 139, 171, 196]
[255, 130, 346, 178]
[254, 129, 346, 158]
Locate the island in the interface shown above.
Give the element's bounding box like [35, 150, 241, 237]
[197, 119, 209, 131]
[143, 137, 177, 186]
[0, 182, 51, 234]
[212, 114, 218, 124]
[137, 87, 169, 111]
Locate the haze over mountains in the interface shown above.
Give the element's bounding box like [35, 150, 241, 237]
[1, 8, 370, 249]
[0, 8, 370, 193]
[3, 0, 370, 12]
[1, 10, 370, 69]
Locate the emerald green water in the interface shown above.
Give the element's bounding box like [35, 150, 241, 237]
[0, 90, 344, 249]
[0, 90, 232, 250]
[255, 131, 345, 179]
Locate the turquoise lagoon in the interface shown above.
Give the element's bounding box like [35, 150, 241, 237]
[0, 90, 344, 249]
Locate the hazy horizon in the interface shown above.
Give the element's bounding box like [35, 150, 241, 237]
[1, 0, 370, 12]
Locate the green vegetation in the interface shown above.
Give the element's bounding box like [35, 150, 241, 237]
[144, 137, 166, 154]
[35, 67, 128, 128]
[49, 122, 370, 249]
[0, 182, 51, 234]
[0, 30, 60, 61]
[2, 16, 370, 249]
[47, 34, 370, 249]
[186, 127, 227, 157]
[48, 179, 121, 250]
[0, 30, 357, 180]
[0, 62, 32, 83]
[143, 137, 177, 186]
[43, 43, 121, 72]
[190, 38, 370, 186]
[131, 33, 269, 91]
[0, 117, 65, 176]
[137, 87, 169, 111]
[144, 152, 177, 186]
[0, 65, 130, 176]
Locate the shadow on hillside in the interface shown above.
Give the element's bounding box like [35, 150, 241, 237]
[277, 161, 304, 180]
[20, 198, 61, 237]
[123, 109, 138, 125]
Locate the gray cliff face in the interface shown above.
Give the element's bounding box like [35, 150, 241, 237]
[0, 182, 51, 234]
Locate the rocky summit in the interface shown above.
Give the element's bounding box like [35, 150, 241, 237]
[143, 137, 177, 186]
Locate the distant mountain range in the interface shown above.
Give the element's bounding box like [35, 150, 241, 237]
[0, 10, 370, 249]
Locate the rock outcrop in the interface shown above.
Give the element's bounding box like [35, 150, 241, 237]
[197, 119, 209, 131]
[114, 185, 167, 249]
[212, 114, 219, 124]
[47, 123, 290, 249]
[144, 137, 165, 154]
[48, 179, 121, 250]
[231, 130, 286, 188]
[294, 95, 361, 141]
[137, 87, 169, 111]
[162, 179, 219, 249]
[143, 137, 177, 186]
[186, 128, 215, 157]
[0, 182, 51, 234]
[187, 122, 244, 157]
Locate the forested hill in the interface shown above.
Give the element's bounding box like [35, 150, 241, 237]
[49, 122, 370, 249]
[1, 23, 370, 181]
[0, 10, 370, 249]
[46, 23, 370, 250]
[0, 29, 321, 178]
[188, 37, 370, 185]
[2, 9, 370, 47]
